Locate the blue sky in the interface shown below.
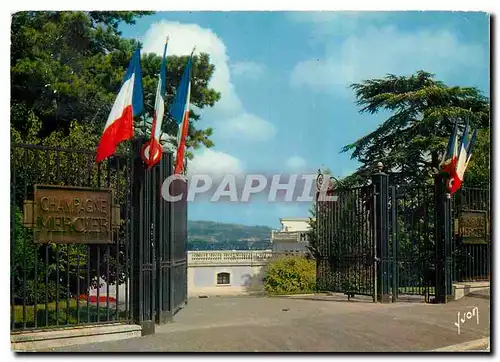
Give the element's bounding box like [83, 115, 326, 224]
[120, 11, 490, 229]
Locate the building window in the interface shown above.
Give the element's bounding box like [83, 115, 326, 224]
[217, 272, 230, 285]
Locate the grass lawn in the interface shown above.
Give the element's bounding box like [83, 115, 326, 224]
[12, 300, 128, 329]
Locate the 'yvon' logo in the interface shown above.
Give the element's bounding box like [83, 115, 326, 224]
[454, 307, 479, 335]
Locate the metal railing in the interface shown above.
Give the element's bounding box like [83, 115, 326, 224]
[271, 230, 309, 242]
[187, 250, 307, 266]
[11, 144, 133, 331]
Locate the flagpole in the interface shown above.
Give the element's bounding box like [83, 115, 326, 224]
[132, 35, 147, 139]
[156, 36, 169, 146]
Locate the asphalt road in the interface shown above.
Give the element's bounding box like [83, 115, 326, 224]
[44, 293, 490, 352]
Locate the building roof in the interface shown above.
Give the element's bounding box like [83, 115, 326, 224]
[279, 217, 313, 222]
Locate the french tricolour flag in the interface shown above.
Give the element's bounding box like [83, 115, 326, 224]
[448, 122, 477, 194]
[142, 41, 168, 168]
[96, 48, 143, 163]
[170, 56, 193, 175]
[439, 120, 459, 178]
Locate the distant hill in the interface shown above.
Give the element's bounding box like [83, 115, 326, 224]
[187, 220, 273, 251]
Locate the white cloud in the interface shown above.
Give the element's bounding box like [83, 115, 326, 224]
[142, 20, 275, 142]
[217, 113, 277, 142]
[290, 25, 487, 95]
[285, 156, 307, 171]
[187, 148, 244, 176]
[230, 61, 265, 79]
[143, 21, 241, 113]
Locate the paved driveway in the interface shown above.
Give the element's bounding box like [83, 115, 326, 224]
[46, 293, 490, 352]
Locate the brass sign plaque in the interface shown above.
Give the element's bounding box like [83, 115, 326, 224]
[459, 211, 489, 244]
[31, 185, 114, 244]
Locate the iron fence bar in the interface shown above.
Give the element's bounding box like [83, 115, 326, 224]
[45, 246, 49, 327]
[372, 184, 377, 303]
[56, 246, 60, 326]
[391, 186, 397, 302]
[34, 240, 38, 328]
[128, 153, 134, 323]
[106, 245, 110, 321]
[337, 192, 342, 293]
[348, 190, 353, 296]
[10, 151, 16, 331]
[364, 189, 369, 294]
[139, 161, 144, 323]
[416, 186, 421, 295]
[155, 161, 161, 321]
[87, 154, 92, 186]
[77, 253, 81, 324]
[97, 162, 101, 189]
[144, 166, 150, 322]
[33, 149, 39, 328]
[96, 246, 101, 323]
[424, 186, 430, 295]
[66, 244, 70, 325]
[115, 156, 120, 322]
[55, 151, 61, 183]
[334, 192, 339, 291]
[87, 246, 90, 323]
[106, 158, 111, 322]
[22, 148, 28, 329]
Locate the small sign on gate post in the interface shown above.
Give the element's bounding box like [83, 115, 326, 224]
[458, 211, 489, 244]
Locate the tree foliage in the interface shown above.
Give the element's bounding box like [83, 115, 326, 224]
[341, 71, 490, 186]
[311, 72, 490, 294]
[263, 255, 316, 295]
[11, 11, 220, 160]
[463, 127, 490, 187]
[10, 11, 224, 307]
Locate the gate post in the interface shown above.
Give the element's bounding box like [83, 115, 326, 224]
[434, 174, 453, 303]
[372, 163, 390, 303]
[130, 138, 156, 335]
[155, 152, 173, 324]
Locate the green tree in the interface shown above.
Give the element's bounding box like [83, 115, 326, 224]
[341, 71, 490, 186]
[463, 127, 490, 187]
[263, 255, 316, 295]
[336, 71, 491, 294]
[11, 11, 220, 159]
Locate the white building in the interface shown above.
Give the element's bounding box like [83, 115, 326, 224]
[91, 218, 314, 300]
[270, 217, 311, 253]
[187, 250, 274, 297]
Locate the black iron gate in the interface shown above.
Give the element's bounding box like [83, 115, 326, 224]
[315, 168, 490, 304]
[388, 183, 436, 302]
[315, 177, 375, 299]
[11, 142, 188, 334]
[11, 144, 134, 330]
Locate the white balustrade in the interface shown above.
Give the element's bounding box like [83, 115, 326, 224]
[188, 250, 277, 266]
[187, 250, 307, 266]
